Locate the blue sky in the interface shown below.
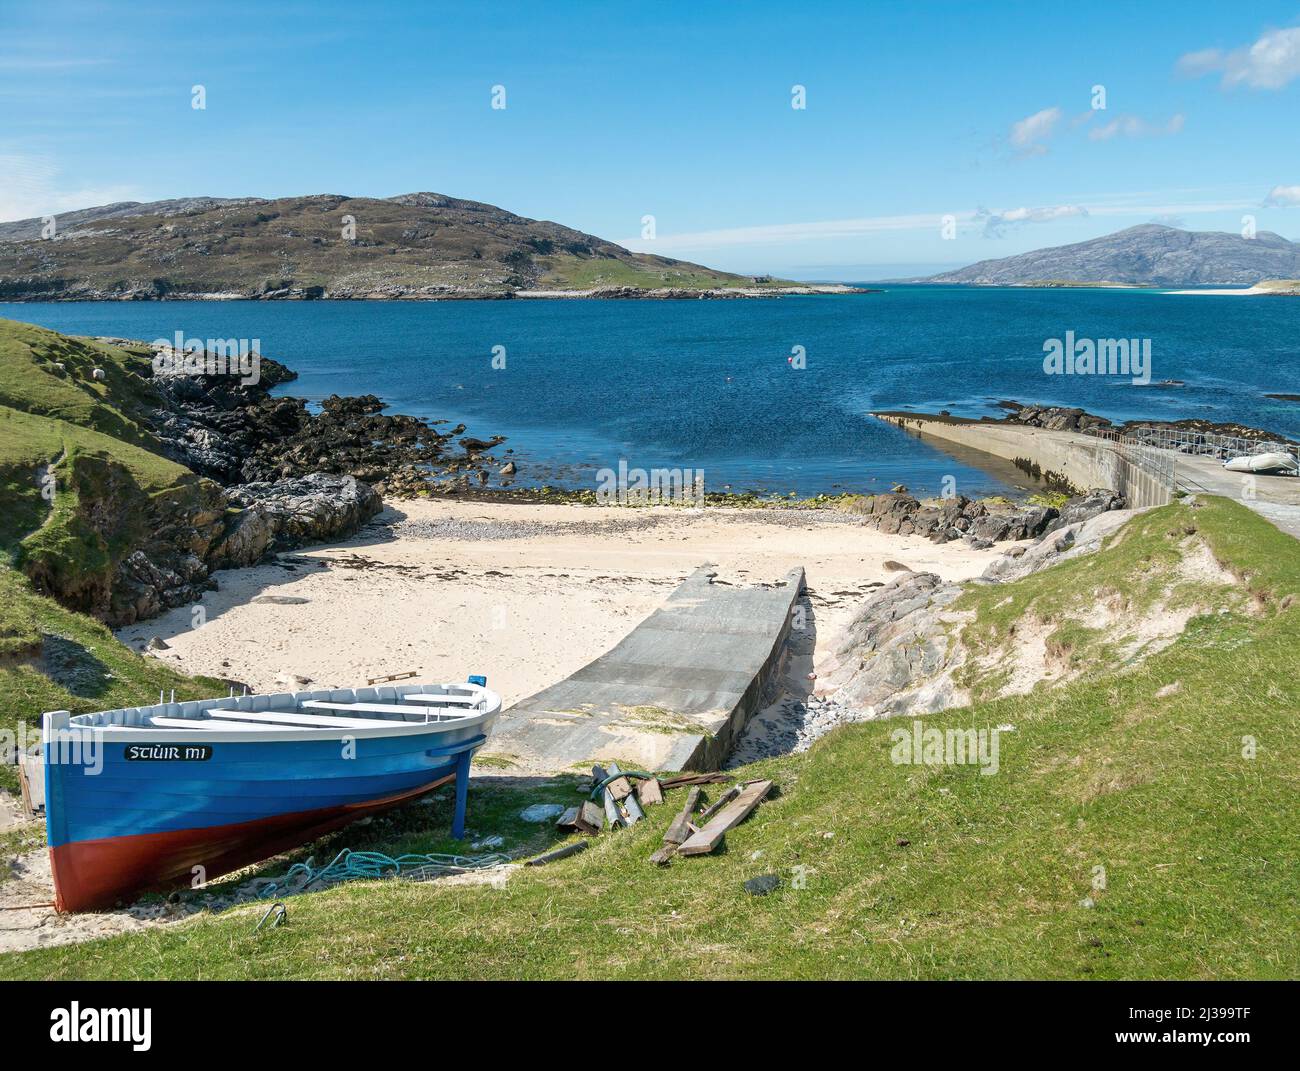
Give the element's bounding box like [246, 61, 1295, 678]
[2, 1, 1299, 278]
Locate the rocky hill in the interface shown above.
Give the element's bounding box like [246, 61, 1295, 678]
[926, 224, 1300, 287]
[0, 193, 847, 300]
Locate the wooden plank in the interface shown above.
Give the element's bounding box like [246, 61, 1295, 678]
[636, 777, 664, 807]
[676, 779, 773, 856]
[651, 786, 703, 864]
[525, 841, 588, 867]
[696, 784, 741, 825]
[657, 772, 731, 790]
[209, 709, 393, 729]
[147, 717, 287, 732]
[366, 670, 418, 685]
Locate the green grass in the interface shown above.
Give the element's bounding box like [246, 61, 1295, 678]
[540, 254, 790, 291]
[1, 497, 1295, 979]
[0, 563, 227, 794]
[0, 319, 164, 450]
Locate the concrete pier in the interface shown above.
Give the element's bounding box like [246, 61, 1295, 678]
[875, 411, 1300, 538]
[875, 412, 1173, 508]
[479, 565, 805, 775]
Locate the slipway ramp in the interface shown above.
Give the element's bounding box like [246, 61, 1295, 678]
[480, 565, 805, 775]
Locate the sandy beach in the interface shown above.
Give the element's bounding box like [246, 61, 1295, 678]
[116, 499, 1004, 708]
[0, 498, 1006, 955]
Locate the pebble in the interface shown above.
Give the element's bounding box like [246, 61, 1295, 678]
[724, 693, 876, 767]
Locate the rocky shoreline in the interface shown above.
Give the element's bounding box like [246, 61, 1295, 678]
[24, 337, 515, 626]
[6, 283, 869, 302]
[993, 400, 1297, 447]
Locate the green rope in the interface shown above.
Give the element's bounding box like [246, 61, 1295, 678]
[258, 847, 511, 898]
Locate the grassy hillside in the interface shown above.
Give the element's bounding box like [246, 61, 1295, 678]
[0, 564, 227, 795]
[0, 193, 791, 299]
[3, 496, 1294, 979]
[0, 320, 228, 792]
[0, 320, 225, 612]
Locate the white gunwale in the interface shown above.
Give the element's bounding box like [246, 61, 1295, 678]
[43, 682, 502, 745]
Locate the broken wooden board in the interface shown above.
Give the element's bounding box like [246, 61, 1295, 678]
[677, 779, 773, 856]
[636, 777, 664, 807]
[556, 800, 604, 835]
[650, 786, 703, 866]
[696, 784, 741, 825]
[657, 772, 731, 791]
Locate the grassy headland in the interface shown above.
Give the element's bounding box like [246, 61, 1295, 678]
[2, 495, 1294, 979]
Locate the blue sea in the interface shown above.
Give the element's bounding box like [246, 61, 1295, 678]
[4, 287, 1298, 499]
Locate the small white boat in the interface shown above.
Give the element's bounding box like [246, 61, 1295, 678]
[1222, 452, 1299, 475]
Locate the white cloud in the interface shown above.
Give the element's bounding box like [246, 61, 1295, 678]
[619, 190, 1261, 253]
[1263, 184, 1300, 207]
[1089, 113, 1186, 141]
[978, 204, 1087, 237]
[1009, 106, 1062, 154]
[1177, 25, 1300, 89]
[0, 154, 139, 223]
[619, 212, 975, 252]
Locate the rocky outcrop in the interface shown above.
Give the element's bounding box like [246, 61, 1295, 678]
[847, 488, 1121, 547]
[820, 507, 1139, 723]
[210, 474, 382, 567]
[995, 400, 1295, 448]
[822, 571, 970, 716]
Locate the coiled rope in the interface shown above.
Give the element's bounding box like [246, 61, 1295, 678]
[258, 847, 513, 898]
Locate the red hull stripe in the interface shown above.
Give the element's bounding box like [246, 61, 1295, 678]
[51, 774, 455, 912]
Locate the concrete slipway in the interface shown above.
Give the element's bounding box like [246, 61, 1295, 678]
[479, 565, 804, 775]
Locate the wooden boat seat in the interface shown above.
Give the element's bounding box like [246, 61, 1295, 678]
[147, 717, 287, 732]
[302, 700, 471, 719]
[211, 709, 400, 730]
[398, 694, 481, 707]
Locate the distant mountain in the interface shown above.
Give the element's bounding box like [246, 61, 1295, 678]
[924, 224, 1300, 287]
[0, 193, 847, 301]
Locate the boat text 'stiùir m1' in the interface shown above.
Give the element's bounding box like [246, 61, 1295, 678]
[42, 679, 502, 912]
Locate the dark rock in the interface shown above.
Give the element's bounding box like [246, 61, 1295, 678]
[744, 874, 780, 896]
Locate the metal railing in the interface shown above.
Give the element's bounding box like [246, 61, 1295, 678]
[1081, 424, 1299, 499]
[1081, 426, 1177, 498]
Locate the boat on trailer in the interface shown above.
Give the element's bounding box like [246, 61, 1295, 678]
[42, 679, 501, 912]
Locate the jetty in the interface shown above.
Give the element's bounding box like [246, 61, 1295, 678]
[479, 565, 804, 775]
[875, 412, 1300, 539]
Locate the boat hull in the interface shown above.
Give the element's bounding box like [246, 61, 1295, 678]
[44, 685, 499, 912]
[49, 775, 453, 912]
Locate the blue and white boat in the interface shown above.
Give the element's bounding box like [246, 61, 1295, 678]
[42, 679, 501, 912]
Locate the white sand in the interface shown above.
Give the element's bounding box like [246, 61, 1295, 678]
[117, 499, 1003, 705]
